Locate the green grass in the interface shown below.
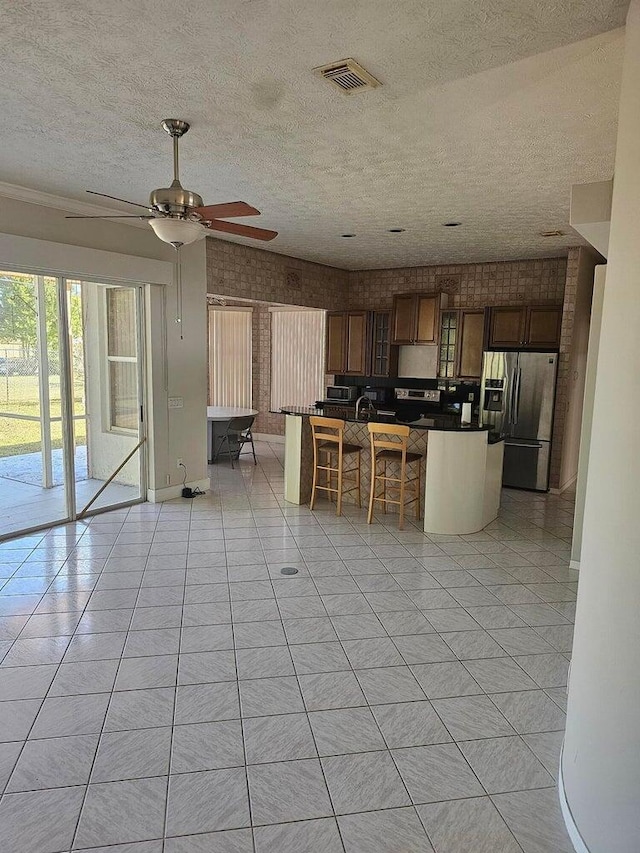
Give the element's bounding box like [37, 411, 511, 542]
[0, 375, 85, 457]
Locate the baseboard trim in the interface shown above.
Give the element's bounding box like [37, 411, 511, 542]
[550, 474, 578, 496]
[558, 744, 591, 853]
[147, 477, 211, 503]
[569, 559, 581, 570]
[253, 433, 285, 444]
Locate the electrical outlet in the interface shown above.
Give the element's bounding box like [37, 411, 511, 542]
[177, 458, 183, 469]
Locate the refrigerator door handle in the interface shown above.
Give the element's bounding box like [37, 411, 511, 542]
[508, 368, 517, 424]
[504, 440, 542, 449]
[512, 367, 522, 425]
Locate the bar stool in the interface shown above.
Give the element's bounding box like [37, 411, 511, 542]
[309, 416, 362, 516]
[367, 422, 423, 529]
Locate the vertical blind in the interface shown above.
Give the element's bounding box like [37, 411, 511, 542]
[208, 307, 252, 407]
[270, 309, 326, 411]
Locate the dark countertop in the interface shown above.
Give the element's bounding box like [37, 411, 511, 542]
[276, 406, 504, 443]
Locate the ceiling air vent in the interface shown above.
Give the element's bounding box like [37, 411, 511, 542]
[314, 58, 381, 94]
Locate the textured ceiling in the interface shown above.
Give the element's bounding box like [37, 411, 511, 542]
[0, 0, 627, 269]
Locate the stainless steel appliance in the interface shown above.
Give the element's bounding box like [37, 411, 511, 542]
[363, 386, 392, 405]
[395, 388, 441, 402]
[481, 351, 558, 491]
[325, 385, 358, 402]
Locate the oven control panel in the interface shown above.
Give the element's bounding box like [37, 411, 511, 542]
[395, 388, 441, 402]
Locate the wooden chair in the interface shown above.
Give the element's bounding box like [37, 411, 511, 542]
[309, 416, 362, 516]
[367, 422, 423, 529]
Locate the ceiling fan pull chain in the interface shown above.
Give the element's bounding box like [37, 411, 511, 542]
[175, 248, 184, 340]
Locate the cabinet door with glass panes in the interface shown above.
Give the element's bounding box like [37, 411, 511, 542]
[438, 310, 458, 378]
[370, 310, 398, 377]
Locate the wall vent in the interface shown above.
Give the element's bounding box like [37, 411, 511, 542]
[314, 58, 381, 94]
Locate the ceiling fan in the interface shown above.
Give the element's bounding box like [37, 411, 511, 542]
[66, 119, 278, 248]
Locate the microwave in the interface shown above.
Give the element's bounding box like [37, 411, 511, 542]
[363, 386, 392, 404]
[326, 385, 359, 402]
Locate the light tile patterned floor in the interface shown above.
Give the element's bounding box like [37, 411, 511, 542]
[0, 441, 577, 852]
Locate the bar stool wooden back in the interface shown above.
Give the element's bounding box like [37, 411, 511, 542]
[367, 422, 423, 529]
[309, 416, 362, 516]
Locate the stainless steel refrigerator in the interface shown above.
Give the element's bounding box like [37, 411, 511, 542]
[480, 351, 558, 491]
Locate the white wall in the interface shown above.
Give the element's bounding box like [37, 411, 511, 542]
[562, 2, 640, 850]
[571, 265, 606, 565]
[558, 248, 597, 492]
[0, 196, 209, 501]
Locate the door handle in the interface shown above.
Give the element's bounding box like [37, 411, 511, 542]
[509, 369, 517, 423]
[512, 368, 521, 425]
[504, 441, 541, 449]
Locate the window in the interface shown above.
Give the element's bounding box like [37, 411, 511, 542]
[208, 307, 253, 407]
[270, 308, 326, 411]
[105, 287, 138, 431]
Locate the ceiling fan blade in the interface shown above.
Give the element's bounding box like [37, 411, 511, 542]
[65, 214, 154, 220]
[86, 190, 151, 210]
[193, 202, 260, 219]
[206, 219, 278, 241]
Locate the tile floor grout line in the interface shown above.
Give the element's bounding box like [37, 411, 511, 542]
[67, 502, 163, 851]
[0, 511, 137, 801]
[159, 496, 192, 853]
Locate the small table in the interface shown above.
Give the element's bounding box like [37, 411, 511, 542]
[207, 407, 259, 463]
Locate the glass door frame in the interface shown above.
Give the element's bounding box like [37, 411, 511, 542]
[0, 268, 148, 540]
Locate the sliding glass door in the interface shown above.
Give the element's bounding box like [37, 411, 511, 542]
[0, 271, 146, 540]
[0, 272, 70, 536]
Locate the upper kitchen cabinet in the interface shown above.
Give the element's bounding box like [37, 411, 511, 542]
[370, 310, 398, 377]
[457, 309, 485, 378]
[526, 306, 563, 348]
[392, 292, 446, 344]
[438, 308, 485, 379]
[326, 311, 347, 374]
[487, 306, 527, 349]
[326, 310, 397, 377]
[487, 305, 562, 350]
[344, 311, 369, 375]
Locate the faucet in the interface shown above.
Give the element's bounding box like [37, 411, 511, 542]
[355, 395, 371, 419]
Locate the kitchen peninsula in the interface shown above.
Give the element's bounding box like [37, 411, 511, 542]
[280, 407, 504, 535]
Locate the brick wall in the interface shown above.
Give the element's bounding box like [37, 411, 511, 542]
[206, 238, 350, 436]
[206, 238, 348, 309]
[349, 257, 567, 310]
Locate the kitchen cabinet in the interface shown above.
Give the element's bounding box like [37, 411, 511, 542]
[326, 312, 347, 374]
[392, 292, 444, 345]
[457, 309, 485, 378]
[326, 310, 396, 377]
[487, 305, 562, 350]
[526, 306, 563, 348]
[438, 308, 485, 379]
[344, 311, 368, 375]
[370, 310, 398, 377]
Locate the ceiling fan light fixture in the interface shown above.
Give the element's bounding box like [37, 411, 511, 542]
[149, 217, 207, 248]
